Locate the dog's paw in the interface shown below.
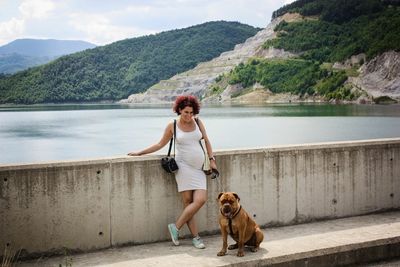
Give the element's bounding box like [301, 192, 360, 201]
[228, 244, 238, 250]
[217, 251, 226, 256]
[237, 251, 245, 257]
[250, 247, 259, 252]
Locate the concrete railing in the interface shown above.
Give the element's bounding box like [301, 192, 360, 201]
[1, 138, 400, 258]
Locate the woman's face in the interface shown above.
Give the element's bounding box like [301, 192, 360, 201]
[179, 106, 194, 122]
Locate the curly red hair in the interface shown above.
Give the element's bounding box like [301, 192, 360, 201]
[173, 95, 200, 115]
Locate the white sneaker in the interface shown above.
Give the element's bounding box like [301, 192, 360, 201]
[192, 236, 205, 249]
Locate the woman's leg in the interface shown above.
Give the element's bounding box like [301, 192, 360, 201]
[175, 189, 207, 236]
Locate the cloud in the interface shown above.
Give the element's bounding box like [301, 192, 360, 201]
[19, 0, 55, 19]
[0, 17, 25, 44]
[0, 0, 298, 46]
[0, 0, 56, 44]
[66, 0, 294, 45]
[283, 0, 295, 4]
[68, 13, 156, 45]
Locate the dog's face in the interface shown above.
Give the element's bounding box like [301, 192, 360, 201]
[218, 192, 240, 218]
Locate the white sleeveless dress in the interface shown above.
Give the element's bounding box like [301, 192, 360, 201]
[174, 121, 207, 192]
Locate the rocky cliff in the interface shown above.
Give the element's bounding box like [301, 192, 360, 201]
[349, 51, 400, 101]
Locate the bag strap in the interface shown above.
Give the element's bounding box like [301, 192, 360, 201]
[194, 117, 204, 139]
[173, 119, 176, 156]
[195, 118, 207, 155]
[167, 120, 176, 157]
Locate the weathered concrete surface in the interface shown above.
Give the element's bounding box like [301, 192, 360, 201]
[18, 211, 400, 267]
[1, 138, 400, 258]
[0, 162, 112, 258]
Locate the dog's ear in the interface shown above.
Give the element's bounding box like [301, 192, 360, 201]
[233, 192, 240, 201]
[217, 192, 224, 200]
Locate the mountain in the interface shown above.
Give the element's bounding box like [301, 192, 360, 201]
[0, 53, 51, 74]
[0, 22, 260, 104]
[0, 39, 97, 57]
[0, 39, 97, 74]
[122, 16, 295, 103]
[124, 0, 400, 104]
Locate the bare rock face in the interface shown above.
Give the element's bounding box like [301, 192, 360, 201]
[349, 51, 400, 100]
[123, 14, 298, 104]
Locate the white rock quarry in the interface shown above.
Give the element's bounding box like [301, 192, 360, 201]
[122, 14, 299, 104]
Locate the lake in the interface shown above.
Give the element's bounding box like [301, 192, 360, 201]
[1, 103, 400, 165]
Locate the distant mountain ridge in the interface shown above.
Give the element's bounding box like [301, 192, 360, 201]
[0, 39, 97, 57]
[0, 39, 96, 74]
[0, 53, 50, 74]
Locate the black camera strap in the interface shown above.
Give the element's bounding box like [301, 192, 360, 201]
[167, 120, 176, 157]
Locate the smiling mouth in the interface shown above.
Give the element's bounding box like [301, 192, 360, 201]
[223, 211, 231, 217]
[221, 206, 232, 217]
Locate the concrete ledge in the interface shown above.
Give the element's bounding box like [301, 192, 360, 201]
[2, 138, 399, 169]
[18, 211, 400, 267]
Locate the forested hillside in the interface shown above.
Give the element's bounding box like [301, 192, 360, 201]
[0, 21, 259, 104]
[219, 0, 400, 101]
[0, 53, 51, 74]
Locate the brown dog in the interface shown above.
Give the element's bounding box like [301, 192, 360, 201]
[217, 192, 264, 257]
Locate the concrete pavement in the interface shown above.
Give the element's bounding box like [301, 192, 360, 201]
[18, 211, 400, 267]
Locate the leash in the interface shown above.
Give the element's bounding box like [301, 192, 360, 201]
[221, 205, 242, 235]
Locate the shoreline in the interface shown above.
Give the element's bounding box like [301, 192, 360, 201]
[1, 100, 399, 108]
[0, 93, 399, 108]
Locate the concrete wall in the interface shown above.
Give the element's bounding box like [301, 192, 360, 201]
[1, 138, 399, 258]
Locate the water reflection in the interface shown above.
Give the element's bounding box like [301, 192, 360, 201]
[0, 103, 399, 164]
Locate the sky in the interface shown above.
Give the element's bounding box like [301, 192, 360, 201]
[0, 0, 296, 46]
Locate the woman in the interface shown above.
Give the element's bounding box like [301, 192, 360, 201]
[128, 95, 217, 249]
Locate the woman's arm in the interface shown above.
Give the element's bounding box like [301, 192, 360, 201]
[127, 122, 174, 156]
[197, 118, 217, 168]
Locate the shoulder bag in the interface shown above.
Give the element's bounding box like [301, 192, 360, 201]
[161, 120, 179, 174]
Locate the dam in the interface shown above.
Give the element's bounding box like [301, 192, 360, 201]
[1, 138, 400, 265]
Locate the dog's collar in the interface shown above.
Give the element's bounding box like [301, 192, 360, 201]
[220, 205, 242, 219]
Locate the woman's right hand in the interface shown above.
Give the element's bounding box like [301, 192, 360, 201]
[126, 122, 173, 157]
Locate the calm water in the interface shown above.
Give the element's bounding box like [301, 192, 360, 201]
[1, 103, 400, 165]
